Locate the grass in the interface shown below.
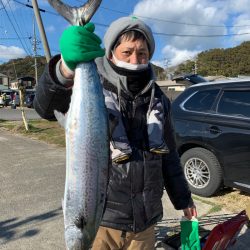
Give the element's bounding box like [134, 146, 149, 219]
[193, 195, 223, 215]
[208, 189, 250, 213]
[193, 188, 250, 214]
[0, 119, 65, 147]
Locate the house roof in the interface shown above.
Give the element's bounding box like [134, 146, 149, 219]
[0, 73, 8, 78]
[156, 80, 185, 87]
[0, 85, 9, 90]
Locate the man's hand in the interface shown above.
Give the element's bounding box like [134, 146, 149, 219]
[59, 23, 105, 75]
[183, 205, 197, 220]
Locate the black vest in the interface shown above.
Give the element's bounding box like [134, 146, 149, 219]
[100, 80, 167, 233]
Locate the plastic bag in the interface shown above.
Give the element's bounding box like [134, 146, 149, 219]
[180, 216, 201, 250]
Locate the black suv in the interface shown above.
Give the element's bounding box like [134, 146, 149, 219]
[171, 79, 250, 197]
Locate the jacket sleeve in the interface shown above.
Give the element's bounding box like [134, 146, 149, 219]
[33, 55, 72, 120]
[162, 94, 194, 210]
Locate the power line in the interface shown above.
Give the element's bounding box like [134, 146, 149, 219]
[0, 54, 24, 56]
[101, 6, 250, 28]
[12, 0, 58, 15]
[0, 0, 30, 55]
[98, 4, 250, 28]
[6, 0, 32, 54]
[3, 0, 250, 42]
[0, 36, 31, 39]
[92, 22, 250, 37]
[153, 31, 250, 37]
[14, 0, 250, 29]
[16, 0, 34, 43]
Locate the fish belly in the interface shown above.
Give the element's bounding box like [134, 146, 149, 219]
[63, 62, 109, 250]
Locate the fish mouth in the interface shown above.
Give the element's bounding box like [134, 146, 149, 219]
[65, 223, 93, 249]
[48, 0, 102, 26]
[65, 225, 84, 249]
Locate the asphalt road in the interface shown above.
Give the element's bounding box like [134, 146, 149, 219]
[0, 129, 249, 250]
[0, 106, 41, 120]
[0, 129, 65, 250]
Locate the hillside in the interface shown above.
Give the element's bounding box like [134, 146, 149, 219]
[0, 56, 47, 81]
[1, 41, 249, 81]
[174, 41, 250, 77]
[0, 56, 166, 81]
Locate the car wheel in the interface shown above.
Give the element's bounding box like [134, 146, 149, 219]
[181, 147, 223, 197]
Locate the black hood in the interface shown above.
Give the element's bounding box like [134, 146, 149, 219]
[95, 56, 155, 97]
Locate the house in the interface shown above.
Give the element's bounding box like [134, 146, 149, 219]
[9, 76, 36, 90]
[0, 73, 9, 87]
[156, 80, 186, 101]
[0, 84, 9, 92]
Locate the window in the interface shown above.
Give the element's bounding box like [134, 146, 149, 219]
[184, 89, 219, 112]
[217, 90, 250, 118]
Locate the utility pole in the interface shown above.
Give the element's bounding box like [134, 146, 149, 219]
[193, 59, 198, 74]
[32, 0, 51, 62]
[12, 61, 17, 79]
[32, 16, 39, 85]
[164, 58, 173, 80]
[164, 58, 170, 70]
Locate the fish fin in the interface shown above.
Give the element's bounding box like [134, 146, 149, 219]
[74, 216, 86, 229]
[54, 110, 66, 128]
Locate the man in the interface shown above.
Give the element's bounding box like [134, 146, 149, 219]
[34, 16, 196, 250]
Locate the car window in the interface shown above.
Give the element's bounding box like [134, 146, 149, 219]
[183, 89, 219, 112]
[217, 90, 250, 118]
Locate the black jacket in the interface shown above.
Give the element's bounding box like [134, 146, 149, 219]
[34, 55, 193, 233]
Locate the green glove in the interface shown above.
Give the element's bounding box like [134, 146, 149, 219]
[180, 218, 201, 250]
[59, 23, 105, 71]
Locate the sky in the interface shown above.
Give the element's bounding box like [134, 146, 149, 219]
[0, 0, 250, 68]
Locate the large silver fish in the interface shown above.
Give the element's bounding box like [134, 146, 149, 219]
[49, 0, 109, 249]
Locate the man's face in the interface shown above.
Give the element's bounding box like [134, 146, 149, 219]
[111, 38, 150, 65]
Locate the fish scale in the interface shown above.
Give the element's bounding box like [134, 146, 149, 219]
[55, 61, 109, 250]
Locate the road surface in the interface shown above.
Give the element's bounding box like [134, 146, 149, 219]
[0, 129, 249, 250]
[0, 106, 41, 121]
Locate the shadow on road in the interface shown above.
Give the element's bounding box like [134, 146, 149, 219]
[0, 207, 62, 243]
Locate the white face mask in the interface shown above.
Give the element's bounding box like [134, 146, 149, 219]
[112, 52, 149, 71]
